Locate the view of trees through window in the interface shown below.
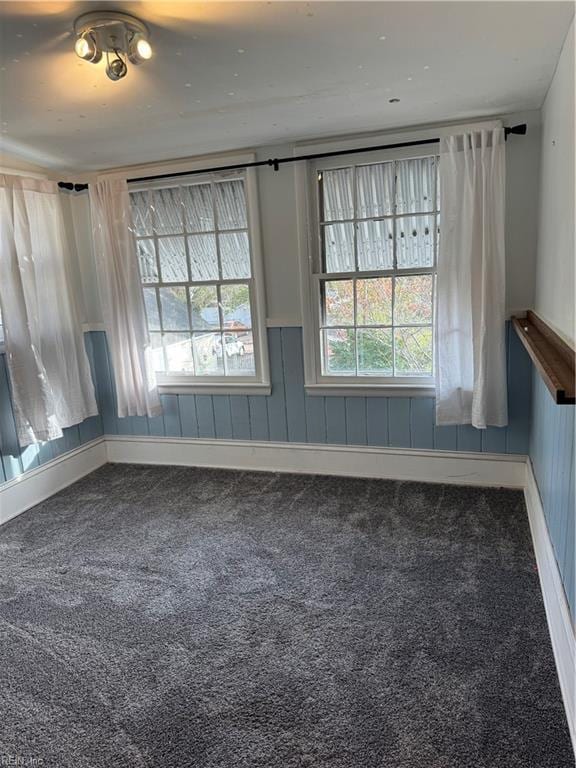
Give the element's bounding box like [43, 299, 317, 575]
[316, 155, 438, 379]
[130, 175, 256, 378]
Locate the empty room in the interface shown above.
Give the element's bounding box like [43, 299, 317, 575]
[0, 1, 574, 765]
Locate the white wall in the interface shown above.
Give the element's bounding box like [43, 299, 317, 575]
[254, 110, 542, 325]
[505, 110, 541, 314]
[60, 193, 101, 327]
[13, 111, 542, 328]
[255, 143, 301, 326]
[534, 19, 575, 344]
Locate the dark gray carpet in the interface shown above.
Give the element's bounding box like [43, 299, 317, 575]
[0, 464, 572, 767]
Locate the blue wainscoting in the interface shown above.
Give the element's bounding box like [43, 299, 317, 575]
[90, 323, 530, 453]
[0, 324, 532, 489]
[0, 334, 104, 486]
[530, 370, 575, 621]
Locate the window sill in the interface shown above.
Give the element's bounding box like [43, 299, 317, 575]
[305, 383, 436, 397]
[158, 382, 271, 396]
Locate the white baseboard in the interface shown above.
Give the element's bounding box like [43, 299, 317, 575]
[524, 460, 576, 754]
[105, 435, 526, 488]
[0, 436, 525, 527]
[0, 438, 107, 527]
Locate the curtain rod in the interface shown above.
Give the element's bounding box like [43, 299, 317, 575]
[58, 123, 527, 192]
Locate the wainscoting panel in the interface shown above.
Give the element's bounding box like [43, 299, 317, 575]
[530, 369, 575, 621]
[525, 461, 576, 753]
[88, 326, 531, 455]
[0, 325, 532, 489]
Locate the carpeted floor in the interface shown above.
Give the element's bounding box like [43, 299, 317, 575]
[0, 464, 572, 767]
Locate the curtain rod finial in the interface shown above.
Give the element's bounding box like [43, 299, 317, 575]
[505, 123, 527, 139]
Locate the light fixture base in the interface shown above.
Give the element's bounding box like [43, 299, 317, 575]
[74, 11, 148, 47]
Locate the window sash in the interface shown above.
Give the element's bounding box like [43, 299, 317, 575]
[130, 171, 264, 384]
[309, 153, 439, 384]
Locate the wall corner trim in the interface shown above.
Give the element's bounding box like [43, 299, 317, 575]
[524, 459, 576, 755]
[0, 438, 107, 527]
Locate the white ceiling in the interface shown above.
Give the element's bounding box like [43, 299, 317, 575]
[0, 1, 573, 171]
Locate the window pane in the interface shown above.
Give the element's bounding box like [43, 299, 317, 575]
[396, 215, 435, 268]
[356, 163, 394, 218]
[396, 157, 436, 214]
[394, 275, 433, 325]
[159, 287, 189, 331]
[188, 234, 218, 281]
[220, 232, 251, 279]
[321, 168, 354, 222]
[136, 238, 158, 283]
[394, 327, 433, 376]
[357, 328, 393, 375]
[130, 191, 152, 236]
[323, 222, 355, 273]
[321, 328, 355, 375]
[323, 280, 353, 326]
[182, 183, 214, 232]
[357, 219, 393, 271]
[356, 278, 392, 326]
[164, 332, 194, 372]
[190, 285, 219, 330]
[221, 283, 251, 329]
[143, 287, 160, 331]
[193, 332, 225, 375]
[151, 187, 184, 234]
[215, 179, 247, 230]
[158, 236, 188, 282]
[150, 332, 165, 372]
[223, 331, 255, 376]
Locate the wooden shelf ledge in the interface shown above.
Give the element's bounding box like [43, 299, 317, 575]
[513, 311, 575, 405]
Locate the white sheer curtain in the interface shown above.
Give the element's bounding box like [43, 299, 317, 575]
[436, 126, 508, 428]
[89, 178, 161, 419]
[0, 175, 98, 446]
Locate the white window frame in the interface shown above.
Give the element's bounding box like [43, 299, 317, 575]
[298, 142, 441, 397]
[127, 159, 270, 395]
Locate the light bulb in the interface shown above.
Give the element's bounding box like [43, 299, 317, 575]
[106, 55, 128, 81]
[74, 34, 101, 63]
[136, 38, 152, 60]
[128, 33, 152, 64]
[75, 37, 89, 58]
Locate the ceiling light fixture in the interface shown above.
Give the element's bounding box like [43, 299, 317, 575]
[73, 11, 152, 81]
[74, 33, 101, 63]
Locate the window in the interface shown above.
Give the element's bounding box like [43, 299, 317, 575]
[129, 170, 269, 392]
[306, 152, 438, 390]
